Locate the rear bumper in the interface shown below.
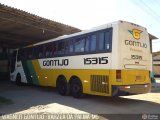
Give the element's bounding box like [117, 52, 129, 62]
[112, 83, 151, 96]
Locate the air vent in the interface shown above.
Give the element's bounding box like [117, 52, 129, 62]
[90, 75, 109, 93]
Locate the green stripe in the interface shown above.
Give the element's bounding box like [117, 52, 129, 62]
[26, 61, 39, 85]
[22, 60, 39, 85]
[22, 60, 32, 84]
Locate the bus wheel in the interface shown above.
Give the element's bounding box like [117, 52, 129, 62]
[70, 78, 83, 98]
[56, 77, 69, 96]
[16, 73, 21, 86]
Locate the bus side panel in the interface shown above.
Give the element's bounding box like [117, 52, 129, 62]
[32, 60, 51, 86]
[32, 59, 113, 96]
[21, 60, 39, 85]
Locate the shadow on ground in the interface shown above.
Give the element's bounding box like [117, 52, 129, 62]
[0, 80, 160, 117]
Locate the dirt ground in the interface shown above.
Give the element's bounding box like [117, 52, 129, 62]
[0, 80, 160, 119]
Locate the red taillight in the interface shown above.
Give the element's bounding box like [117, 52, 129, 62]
[116, 70, 121, 81]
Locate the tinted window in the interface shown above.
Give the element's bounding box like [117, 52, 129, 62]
[105, 31, 110, 50]
[51, 42, 57, 56]
[90, 34, 96, 51]
[17, 28, 112, 59]
[33, 47, 38, 59]
[75, 38, 85, 52]
[98, 32, 105, 50]
[64, 40, 69, 54]
[38, 45, 44, 58]
[69, 40, 74, 53]
[57, 41, 65, 55]
[85, 36, 90, 52]
[26, 48, 33, 59]
[33, 45, 44, 59]
[44, 44, 53, 58]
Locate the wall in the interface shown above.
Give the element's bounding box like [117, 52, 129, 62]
[153, 54, 160, 77]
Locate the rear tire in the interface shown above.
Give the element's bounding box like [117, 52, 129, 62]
[56, 77, 69, 96]
[16, 73, 21, 86]
[70, 78, 83, 98]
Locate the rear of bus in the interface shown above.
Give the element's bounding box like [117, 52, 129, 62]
[112, 21, 152, 96]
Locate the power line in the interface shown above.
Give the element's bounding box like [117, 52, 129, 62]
[140, 0, 160, 19]
[153, 0, 160, 6]
[132, 0, 160, 22]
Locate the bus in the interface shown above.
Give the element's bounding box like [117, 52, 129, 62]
[10, 21, 153, 97]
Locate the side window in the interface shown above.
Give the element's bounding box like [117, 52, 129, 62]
[33, 45, 44, 59]
[97, 28, 112, 52]
[38, 45, 44, 58]
[64, 40, 69, 54]
[44, 44, 53, 58]
[57, 41, 65, 55]
[105, 31, 111, 50]
[26, 47, 33, 59]
[17, 49, 24, 61]
[98, 32, 105, 50]
[29, 48, 33, 59]
[69, 40, 74, 53]
[52, 42, 57, 56]
[90, 34, 97, 51]
[75, 37, 85, 53]
[33, 47, 38, 59]
[85, 36, 90, 52]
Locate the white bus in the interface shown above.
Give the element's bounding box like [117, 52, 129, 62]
[10, 21, 153, 97]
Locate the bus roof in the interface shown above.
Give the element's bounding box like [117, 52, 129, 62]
[24, 20, 157, 47]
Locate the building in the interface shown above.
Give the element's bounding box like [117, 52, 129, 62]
[0, 3, 81, 80]
[153, 51, 160, 77]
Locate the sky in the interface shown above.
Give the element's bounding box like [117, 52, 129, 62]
[0, 0, 160, 52]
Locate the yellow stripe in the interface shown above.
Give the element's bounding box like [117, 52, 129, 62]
[32, 59, 150, 96]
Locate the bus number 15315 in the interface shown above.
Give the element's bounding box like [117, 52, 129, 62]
[84, 57, 108, 65]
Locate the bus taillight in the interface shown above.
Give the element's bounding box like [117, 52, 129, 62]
[116, 70, 121, 82]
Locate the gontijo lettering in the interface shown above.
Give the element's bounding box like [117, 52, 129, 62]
[43, 59, 69, 66]
[125, 40, 147, 48]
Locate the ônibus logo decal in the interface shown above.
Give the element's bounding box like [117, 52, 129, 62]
[128, 29, 142, 40]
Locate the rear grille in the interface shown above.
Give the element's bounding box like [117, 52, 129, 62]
[90, 75, 109, 93]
